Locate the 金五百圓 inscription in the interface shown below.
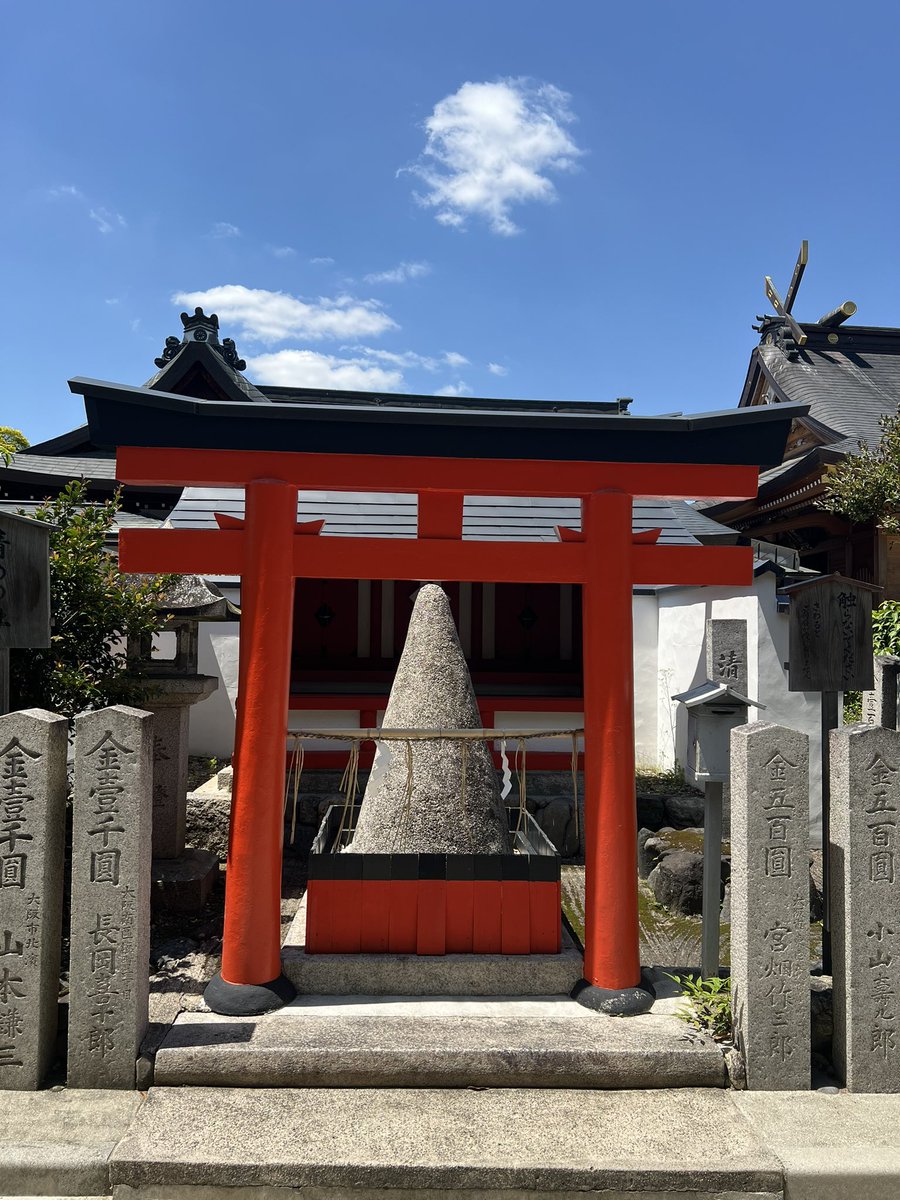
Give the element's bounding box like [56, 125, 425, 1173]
[831, 724, 900, 1092]
[730, 722, 810, 1090]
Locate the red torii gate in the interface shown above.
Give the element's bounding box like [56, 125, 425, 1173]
[117, 445, 758, 1014]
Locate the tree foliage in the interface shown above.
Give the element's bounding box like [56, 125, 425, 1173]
[819, 406, 900, 533]
[873, 601, 900, 657]
[0, 426, 28, 466]
[10, 480, 174, 717]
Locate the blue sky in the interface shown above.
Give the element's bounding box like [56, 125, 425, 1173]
[4, 1, 900, 444]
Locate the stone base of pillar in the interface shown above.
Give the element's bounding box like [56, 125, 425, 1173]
[204, 971, 296, 1016]
[571, 976, 655, 1016]
[151, 848, 220, 913]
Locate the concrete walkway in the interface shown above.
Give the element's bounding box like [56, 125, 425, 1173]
[3, 1086, 900, 1198]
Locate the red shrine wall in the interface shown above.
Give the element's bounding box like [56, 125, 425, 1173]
[287, 579, 584, 769]
[291, 580, 581, 681]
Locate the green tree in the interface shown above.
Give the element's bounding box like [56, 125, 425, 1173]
[10, 480, 174, 716]
[819, 405, 900, 533]
[873, 601, 900, 657]
[0, 426, 28, 466]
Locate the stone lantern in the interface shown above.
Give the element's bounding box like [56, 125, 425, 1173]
[128, 575, 238, 910]
[672, 679, 764, 977]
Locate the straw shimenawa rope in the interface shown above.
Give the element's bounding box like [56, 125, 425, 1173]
[285, 727, 585, 849]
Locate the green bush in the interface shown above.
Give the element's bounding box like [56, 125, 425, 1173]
[668, 973, 732, 1041]
[10, 480, 174, 717]
[873, 601, 900, 657]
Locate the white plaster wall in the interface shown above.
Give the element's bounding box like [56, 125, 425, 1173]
[633, 594, 659, 768]
[190, 620, 240, 759]
[655, 574, 824, 844]
[287, 708, 365, 751]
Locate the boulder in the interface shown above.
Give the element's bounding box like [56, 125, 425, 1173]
[637, 827, 658, 878]
[350, 584, 511, 855]
[533, 796, 578, 858]
[649, 849, 704, 915]
[185, 788, 231, 863]
[636, 792, 665, 830]
[663, 793, 706, 829]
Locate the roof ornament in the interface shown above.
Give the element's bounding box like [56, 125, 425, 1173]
[752, 241, 858, 356]
[153, 307, 246, 371]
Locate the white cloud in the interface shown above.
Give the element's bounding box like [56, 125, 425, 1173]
[172, 284, 398, 344]
[90, 207, 127, 234]
[269, 245, 296, 258]
[435, 381, 472, 397]
[210, 222, 241, 239]
[105, 297, 121, 306]
[406, 78, 583, 235]
[487, 362, 508, 376]
[47, 184, 84, 200]
[364, 260, 431, 285]
[246, 349, 403, 391]
[47, 185, 126, 233]
[346, 346, 440, 372]
[443, 350, 469, 368]
[310, 256, 335, 265]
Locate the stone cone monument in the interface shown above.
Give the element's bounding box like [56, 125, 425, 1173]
[350, 584, 512, 855]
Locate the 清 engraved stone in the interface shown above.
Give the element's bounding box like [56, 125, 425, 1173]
[68, 706, 153, 1088]
[831, 723, 900, 1092]
[706, 618, 749, 698]
[730, 721, 810, 1090]
[0, 709, 67, 1089]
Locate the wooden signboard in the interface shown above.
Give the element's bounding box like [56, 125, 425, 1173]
[785, 574, 879, 693]
[0, 512, 51, 650]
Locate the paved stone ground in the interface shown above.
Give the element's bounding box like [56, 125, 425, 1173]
[7, 1085, 900, 1198]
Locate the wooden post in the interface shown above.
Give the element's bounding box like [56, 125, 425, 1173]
[579, 490, 643, 1000]
[208, 480, 298, 1012]
[820, 690, 839, 974]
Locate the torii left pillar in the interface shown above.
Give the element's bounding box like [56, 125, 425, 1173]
[204, 479, 299, 1014]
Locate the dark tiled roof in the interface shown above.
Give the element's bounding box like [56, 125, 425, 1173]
[258, 384, 629, 415]
[0, 501, 161, 551]
[3, 451, 117, 480]
[755, 324, 900, 449]
[167, 487, 731, 545]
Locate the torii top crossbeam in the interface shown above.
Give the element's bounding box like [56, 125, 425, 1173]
[74, 376, 806, 1015]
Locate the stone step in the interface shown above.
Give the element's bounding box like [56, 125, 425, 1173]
[152, 993, 727, 1090]
[108, 1085, 781, 1198]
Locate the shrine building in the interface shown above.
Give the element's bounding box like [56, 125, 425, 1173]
[1, 309, 823, 781]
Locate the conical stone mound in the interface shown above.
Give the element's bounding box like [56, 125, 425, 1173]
[350, 584, 512, 855]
